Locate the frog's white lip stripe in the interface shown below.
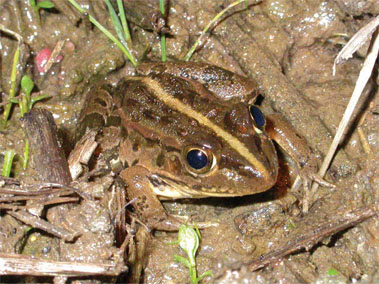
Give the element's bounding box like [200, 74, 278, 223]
[148, 174, 239, 199]
[129, 77, 270, 180]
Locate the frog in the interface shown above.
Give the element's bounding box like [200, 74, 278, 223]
[78, 61, 332, 231]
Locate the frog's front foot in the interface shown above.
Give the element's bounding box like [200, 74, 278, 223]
[120, 166, 184, 231]
[292, 165, 335, 192]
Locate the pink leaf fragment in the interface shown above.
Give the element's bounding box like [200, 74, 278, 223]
[36, 48, 63, 73]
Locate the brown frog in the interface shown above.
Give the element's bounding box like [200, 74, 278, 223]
[78, 61, 331, 231]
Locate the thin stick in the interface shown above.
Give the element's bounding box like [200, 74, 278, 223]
[0, 252, 128, 276]
[249, 203, 377, 271]
[310, 31, 379, 197]
[7, 210, 80, 242]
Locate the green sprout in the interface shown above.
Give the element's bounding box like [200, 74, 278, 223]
[9, 75, 50, 118]
[7, 75, 50, 170]
[173, 224, 213, 284]
[1, 150, 15, 177]
[29, 0, 55, 26]
[67, 0, 137, 67]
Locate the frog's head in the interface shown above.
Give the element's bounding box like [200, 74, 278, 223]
[149, 102, 279, 198]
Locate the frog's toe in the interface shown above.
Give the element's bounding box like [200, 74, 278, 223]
[308, 173, 335, 188]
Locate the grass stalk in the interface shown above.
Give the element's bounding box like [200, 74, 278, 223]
[159, 0, 166, 62]
[2, 47, 20, 128]
[67, 0, 137, 67]
[184, 0, 246, 61]
[117, 0, 131, 45]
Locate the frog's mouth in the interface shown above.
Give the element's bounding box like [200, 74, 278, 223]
[147, 174, 238, 199]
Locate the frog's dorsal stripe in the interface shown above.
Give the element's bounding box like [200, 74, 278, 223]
[132, 77, 269, 179]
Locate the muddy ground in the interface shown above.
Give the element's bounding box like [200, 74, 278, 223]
[0, 0, 378, 283]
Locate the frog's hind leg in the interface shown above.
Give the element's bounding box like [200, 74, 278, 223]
[120, 166, 184, 231]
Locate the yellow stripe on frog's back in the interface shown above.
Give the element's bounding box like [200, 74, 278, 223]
[128, 76, 270, 179]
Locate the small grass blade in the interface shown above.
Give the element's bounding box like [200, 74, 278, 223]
[105, 0, 129, 50]
[67, 0, 137, 67]
[184, 0, 247, 61]
[117, 0, 131, 45]
[159, 0, 166, 62]
[2, 150, 15, 177]
[2, 46, 20, 128]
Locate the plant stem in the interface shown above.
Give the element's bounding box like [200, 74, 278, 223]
[67, 0, 137, 67]
[184, 0, 246, 61]
[23, 139, 29, 170]
[159, 0, 166, 62]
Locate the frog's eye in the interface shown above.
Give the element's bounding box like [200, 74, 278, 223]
[249, 105, 265, 132]
[184, 147, 215, 175]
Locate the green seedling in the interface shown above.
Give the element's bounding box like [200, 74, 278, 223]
[30, 0, 55, 26]
[7, 75, 50, 170]
[67, 0, 137, 67]
[173, 224, 213, 284]
[9, 75, 51, 118]
[1, 150, 15, 177]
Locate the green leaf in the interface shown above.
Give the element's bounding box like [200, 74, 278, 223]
[21, 75, 34, 96]
[328, 268, 339, 276]
[197, 270, 214, 283]
[29, 0, 37, 8]
[9, 98, 19, 104]
[37, 1, 55, 9]
[174, 255, 191, 269]
[178, 224, 199, 266]
[30, 94, 51, 108]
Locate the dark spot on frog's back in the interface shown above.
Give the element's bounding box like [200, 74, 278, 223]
[143, 109, 160, 121]
[161, 115, 177, 126]
[125, 98, 139, 108]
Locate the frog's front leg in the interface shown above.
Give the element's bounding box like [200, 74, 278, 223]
[265, 113, 334, 191]
[120, 166, 184, 231]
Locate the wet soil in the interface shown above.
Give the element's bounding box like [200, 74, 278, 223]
[0, 0, 378, 283]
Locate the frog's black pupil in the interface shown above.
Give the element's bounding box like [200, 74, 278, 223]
[186, 149, 208, 170]
[250, 105, 265, 128]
